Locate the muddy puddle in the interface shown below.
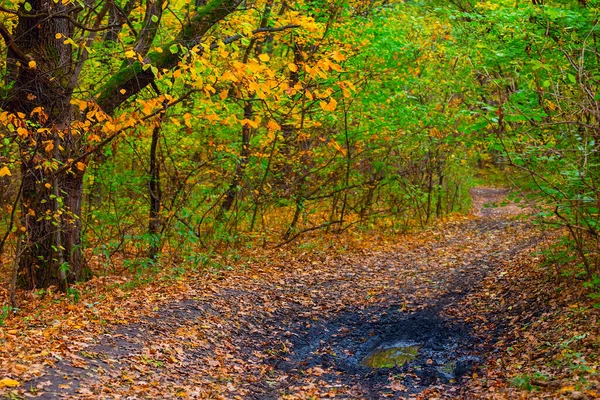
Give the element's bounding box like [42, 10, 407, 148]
[361, 342, 420, 368]
[275, 303, 484, 398]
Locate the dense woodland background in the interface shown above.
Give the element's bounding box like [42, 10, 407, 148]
[0, 0, 598, 302]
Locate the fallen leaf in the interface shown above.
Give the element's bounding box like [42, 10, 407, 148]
[0, 378, 20, 388]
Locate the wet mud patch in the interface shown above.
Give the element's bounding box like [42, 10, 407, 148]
[266, 295, 483, 398]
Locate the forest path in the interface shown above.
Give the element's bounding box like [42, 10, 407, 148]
[19, 187, 547, 399]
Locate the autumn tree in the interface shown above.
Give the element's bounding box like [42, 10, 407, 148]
[0, 0, 245, 289]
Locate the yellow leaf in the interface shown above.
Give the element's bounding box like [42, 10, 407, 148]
[205, 114, 219, 123]
[75, 162, 86, 171]
[16, 127, 29, 138]
[221, 71, 235, 81]
[125, 50, 136, 58]
[240, 118, 258, 129]
[45, 142, 54, 153]
[28, 60, 36, 69]
[267, 120, 281, 131]
[558, 385, 576, 393]
[330, 62, 342, 72]
[329, 140, 345, 155]
[288, 63, 298, 72]
[120, 89, 126, 95]
[320, 97, 337, 112]
[331, 51, 346, 62]
[219, 89, 229, 101]
[183, 113, 192, 128]
[0, 378, 19, 388]
[55, 33, 62, 39]
[45, 183, 51, 189]
[316, 88, 332, 99]
[258, 53, 270, 62]
[103, 121, 116, 133]
[0, 166, 11, 177]
[31, 106, 44, 115]
[246, 61, 261, 73]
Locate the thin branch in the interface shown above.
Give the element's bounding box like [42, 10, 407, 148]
[0, 173, 24, 257]
[132, 0, 164, 57]
[114, 0, 138, 37]
[275, 220, 343, 248]
[0, 23, 29, 62]
[210, 24, 300, 49]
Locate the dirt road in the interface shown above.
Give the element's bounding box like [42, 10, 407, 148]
[20, 187, 546, 399]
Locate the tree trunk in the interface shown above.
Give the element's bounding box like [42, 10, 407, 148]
[220, 101, 253, 217]
[0, 0, 91, 289]
[20, 139, 89, 290]
[148, 123, 162, 260]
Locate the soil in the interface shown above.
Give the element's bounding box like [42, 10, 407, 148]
[17, 187, 549, 399]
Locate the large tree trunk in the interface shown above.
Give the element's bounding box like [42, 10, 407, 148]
[1, 0, 89, 289]
[20, 161, 88, 289]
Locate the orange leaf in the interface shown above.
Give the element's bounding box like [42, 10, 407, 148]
[0, 166, 11, 177]
[320, 98, 337, 112]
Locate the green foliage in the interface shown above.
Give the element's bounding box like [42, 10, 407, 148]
[435, 0, 600, 286]
[511, 371, 548, 391]
[583, 275, 600, 308]
[0, 305, 14, 326]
